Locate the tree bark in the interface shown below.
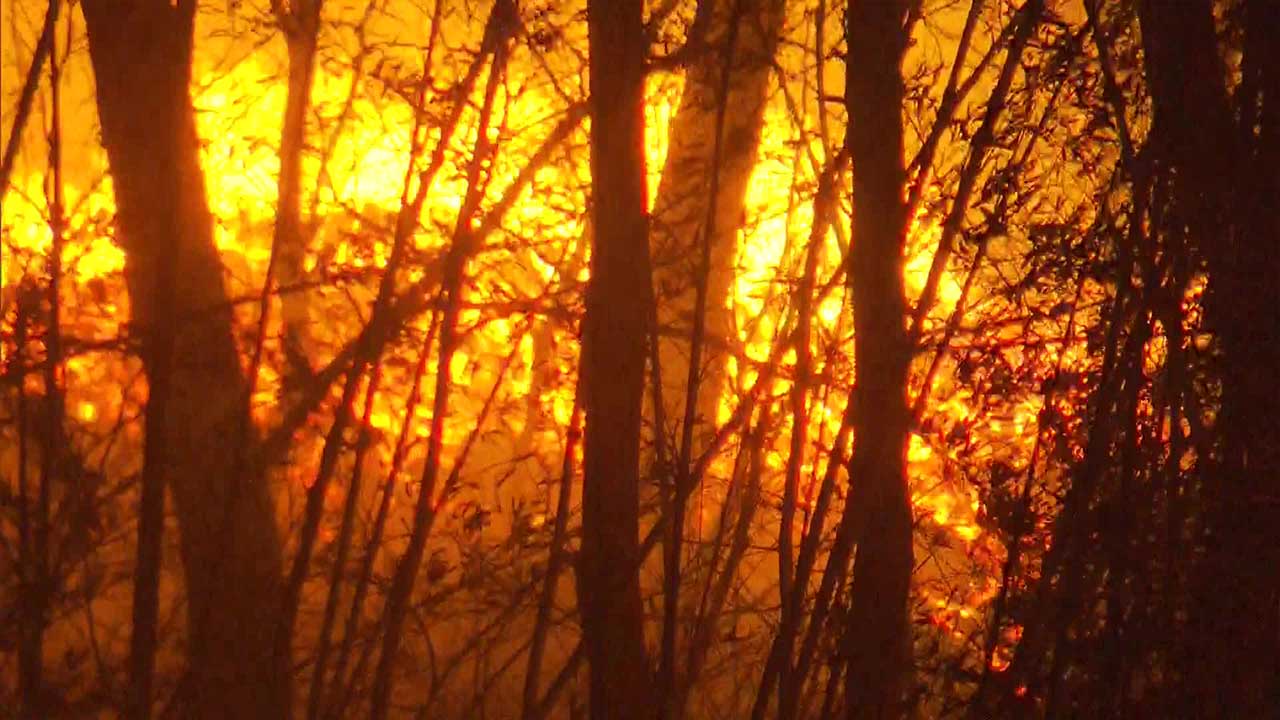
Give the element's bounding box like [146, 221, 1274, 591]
[650, 0, 783, 457]
[272, 0, 323, 387]
[577, 0, 655, 716]
[81, 2, 288, 717]
[842, 1, 914, 718]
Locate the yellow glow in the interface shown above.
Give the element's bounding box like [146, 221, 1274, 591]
[0, 7, 1088, 654]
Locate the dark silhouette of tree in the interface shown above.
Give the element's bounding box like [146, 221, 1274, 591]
[1138, 0, 1280, 713]
[80, 1, 288, 717]
[841, 0, 914, 717]
[575, 0, 655, 716]
[977, 2, 1279, 717]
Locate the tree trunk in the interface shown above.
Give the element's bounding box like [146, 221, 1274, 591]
[842, 1, 914, 718]
[81, 2, 288, 718]
[273, 0, 323, 389]
[650, 0, 783, 455]
[577, 0, 655, 716]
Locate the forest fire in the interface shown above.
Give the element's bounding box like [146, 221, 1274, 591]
[3, 0, 1278, 719]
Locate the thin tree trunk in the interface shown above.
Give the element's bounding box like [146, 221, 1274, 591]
[521, 400, 582, 720]
[0, 0, 60, 204]
[842, 1, 914, 718]
[272, 0, 323, 386]
[748, 152, 851, 720]
[325, 314, 439, 720]
[678, 408, 768, 717]
[18, 21, 66, 717]
[908, 0, 1041, 341]
[15, 35, 66, 714]
[367, 8, 516, 715]
[81, 2, 289, 717]
[775, 145, 839, 720]
[304, 363, 382, 720]
[577, 0, 655, 716]
[14, 292, 40, 719]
